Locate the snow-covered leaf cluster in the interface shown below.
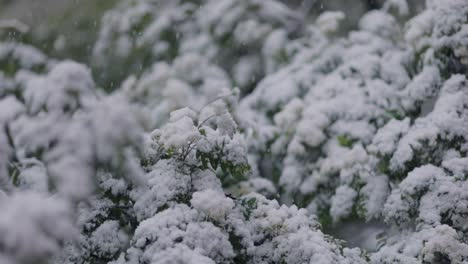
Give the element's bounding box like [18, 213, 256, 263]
[0, 0, 468, 263]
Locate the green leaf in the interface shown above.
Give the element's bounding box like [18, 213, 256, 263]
[385, 109, 404, 120]
[377, 158, 390, 174]
[220, 161, 228, 173]
[242, 197, 257, 220]
[9, 165, 20, 187]
[201, 156, 208, 170]
[199, 128, 206, 136]
[210, 157, 219, 170]
[337, 135, 355, 148]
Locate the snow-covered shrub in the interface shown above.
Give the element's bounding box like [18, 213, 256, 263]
[120, 53, 232, 128]
[92, 0, 302, 91]
[238, 0, 468, 262]
[0, 44, 145, 263]
[57, 93, 365, 264]
[0, 0, 468, 263]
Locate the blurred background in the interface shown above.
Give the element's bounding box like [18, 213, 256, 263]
[0, 0, 425, 62]
[0, 0, 425, 63]
[0, 0, 425, 30]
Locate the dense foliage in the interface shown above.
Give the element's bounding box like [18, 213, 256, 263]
[0, 0, 467, 263]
